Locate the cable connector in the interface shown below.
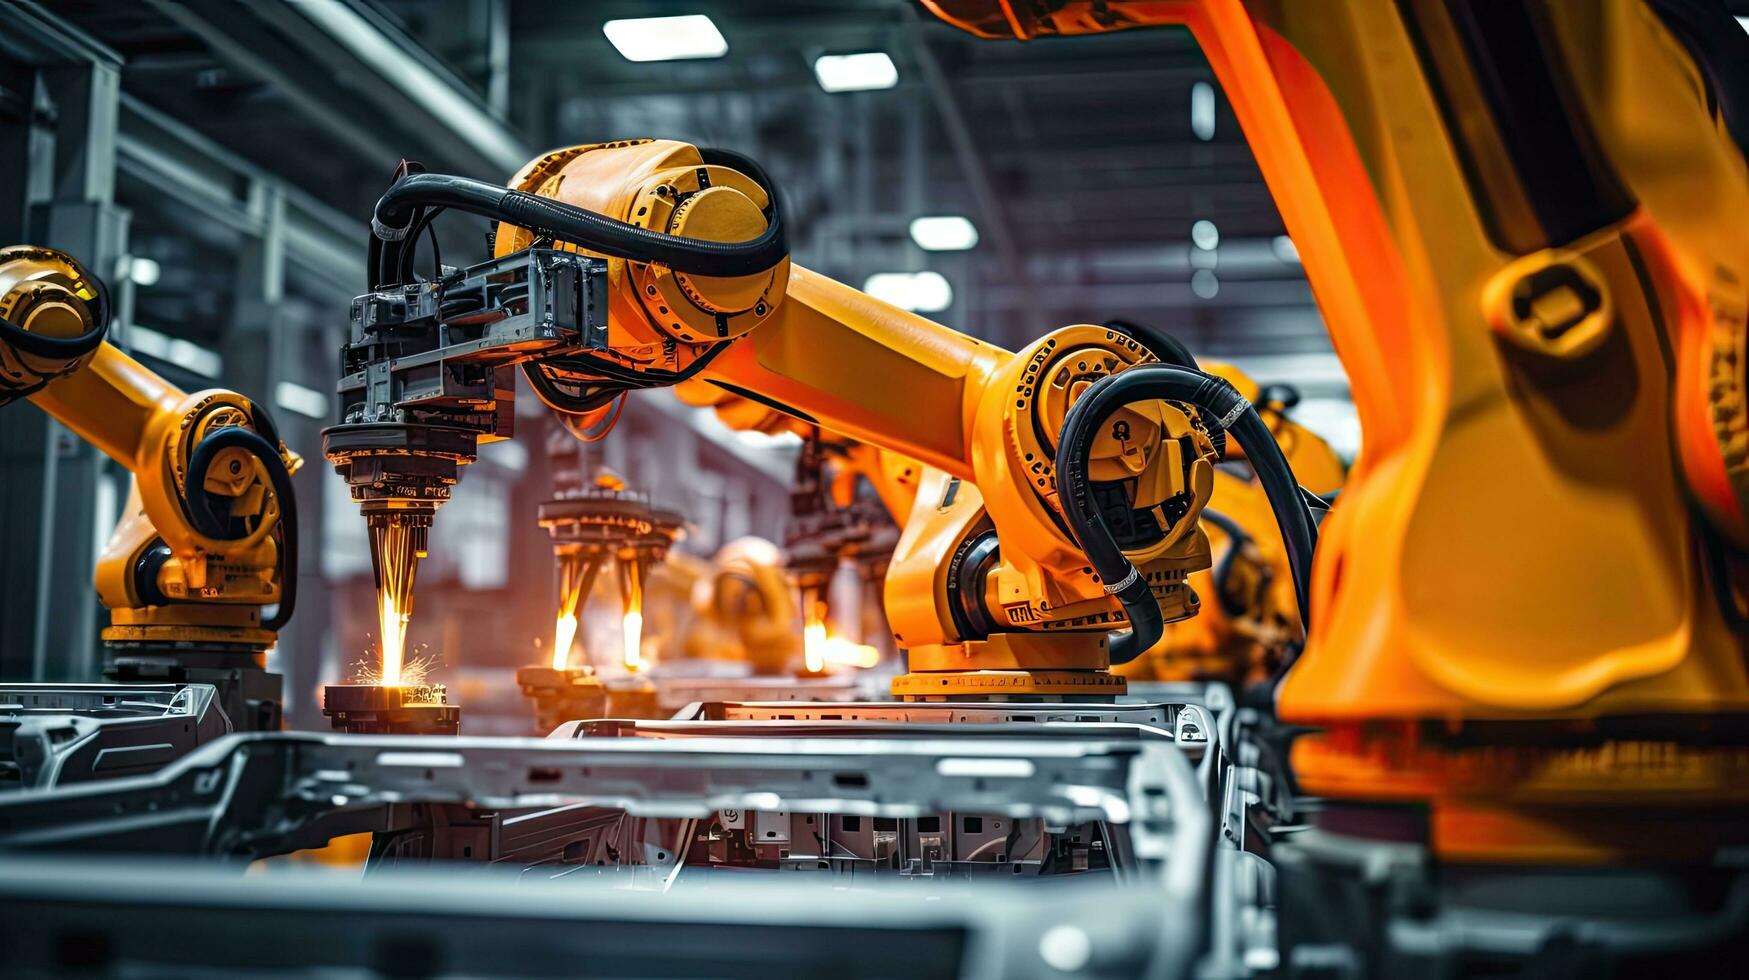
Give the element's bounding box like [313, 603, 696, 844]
[1102, 566, 1141, 595]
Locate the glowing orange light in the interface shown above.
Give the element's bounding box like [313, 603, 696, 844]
[820, 634, 881, 669]
[379, 591, 410, 685]
[803, 615, 827, 674]
[552, 613, 579, 671]
[552, 551, 596, 671]
[617, 556, 645, 672]
[802, 592, 877, 672]
[371, 521, 419, 687]
[622, 609, 643, 671]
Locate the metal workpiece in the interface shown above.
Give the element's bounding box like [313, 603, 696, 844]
[0, 683, 228, 790]
[651, 673, 866, 712]
[322, 684, 460, 736]
[0, 854, 1203, 979]
[102, 643, 284, 734]
[0, 728, 1205, 863]
[514, 665, 607, 735]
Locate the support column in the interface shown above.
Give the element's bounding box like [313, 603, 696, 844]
[0, 16, 128, 681]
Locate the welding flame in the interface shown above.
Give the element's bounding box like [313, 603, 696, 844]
[379, 593, 411, 685]
[551, 552, 597, 671]
[370, 520, 420, 687]
[803, 598, 878, 672]
[617, 556, 645, 672]
[552, 613, 579, 671]
[820, 635, 881, 669]
[622, 609, 643, 671]
[803, 614, 827, 674]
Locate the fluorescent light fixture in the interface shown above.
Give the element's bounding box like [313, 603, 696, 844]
[1272, 235, 1300, 263]
[1190, 269, 1220, 300]
[909, 215, 979, 251]
[128, 256, 161, 287]
[1191, 219, 1220, 251]
[1191, 81, 1216, 141]
[863, 271, 953, 313]
[1738, 15, 1749, 35]
[603, 15, 726, 63]
[813, 51, 898, 93]
[275, 380, 329, 420]
[129, 324, 221, 378]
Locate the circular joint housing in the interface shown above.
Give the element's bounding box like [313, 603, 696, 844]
[1000, 326, 1218, 563]
[322, 422, 478, 522]
[538, 485, 684, 562]
[1484, 248, 1612, 359]
[0, 245, 108, 399]
[626, 164, 789, 346]
[496, 141, 790, 361]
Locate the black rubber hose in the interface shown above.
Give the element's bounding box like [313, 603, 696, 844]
[183, 426, 298, 632]
[1105, 318, 1199, 370]
[0, 252, 111, 361]
[1054, 365, 1318, 663]
[1198, 507, 1255, 619]
[0, 310, 107, 361]
[371, 168, 786, 280]
[1103, 318, 1230, 459]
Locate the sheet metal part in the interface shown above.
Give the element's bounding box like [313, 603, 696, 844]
[0, 728, 1197, 861]
[322, 684, 461, 736]
[0, 854, 1197, 979]
[0, 691, 1253, 975]
[0, 683, 228, 790]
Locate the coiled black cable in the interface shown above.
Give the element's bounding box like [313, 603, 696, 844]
[370, 154, 786, 283]
[1105, 318, 1199, 371]
[183, 426, 299, 632]
[1054, 365, 1318, 664]
[1104, 318, 1229, 459]
[0, 309, 107, 361]
[1198, 508, 1257, 619]
[0, 253, 112, 405]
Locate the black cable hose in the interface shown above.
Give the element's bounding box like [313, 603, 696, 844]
[521, 362, 631, 416]
[0, 251, 111, 361]
[1104, 318, 1200, 371]
[1198, 507, 1256, 619]
[0, 309, 108, 361]
[371, 166, 786, 282]
[1103, 318, 1233, 460]
[1054, 365, 1318, 664]
[183, 426, 299, 632]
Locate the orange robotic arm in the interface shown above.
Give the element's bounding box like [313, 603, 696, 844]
[0, 246, 299, 652]
[922, 0, 1749, 861]
[330, 139, 1246, 698]
[1118, 361, 1345, 685]
[488, 140, 1227, 697]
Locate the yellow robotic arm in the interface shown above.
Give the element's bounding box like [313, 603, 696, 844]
[325, 140, 1301, 699]
[498, 142, 1237, 697]
[0, 246, 299, 657]
[920, 0, 1749, 863]
[1119, 361, 1345, 684]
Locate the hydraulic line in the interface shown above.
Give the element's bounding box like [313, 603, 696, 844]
[183, 425, 300, 632]
[1054, 365, 1317, 663]
[369, 156, 785, 283]
[1198, 507, 1256, 619]
[1105, 317, 1200, 371]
